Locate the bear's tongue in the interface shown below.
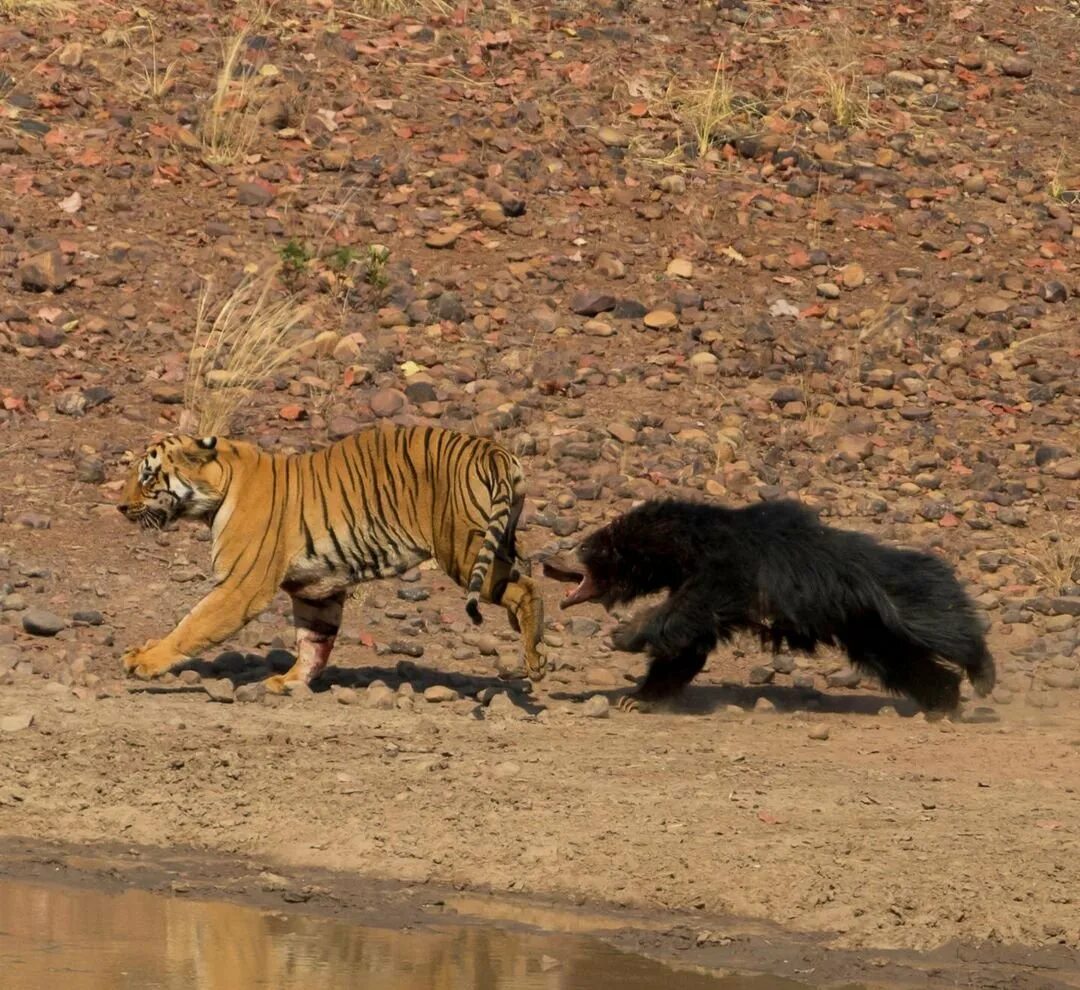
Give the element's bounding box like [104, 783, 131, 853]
[540, 555, 598, 609]
[558, 572, 597, 609]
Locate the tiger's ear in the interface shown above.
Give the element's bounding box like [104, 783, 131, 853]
[181, 436, 219, 465]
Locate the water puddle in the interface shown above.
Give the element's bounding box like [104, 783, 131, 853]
[0, 879, 816, 990]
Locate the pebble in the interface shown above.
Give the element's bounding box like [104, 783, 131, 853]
[808, 723, 830, 741]
[666, 258, 693, 279]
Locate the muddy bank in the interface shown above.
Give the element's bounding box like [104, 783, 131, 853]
[2, 671, 1079, 987]
[0, 836, 1077, 989]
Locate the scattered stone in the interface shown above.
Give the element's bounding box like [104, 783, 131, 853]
[1049, 459, 1080, 481]
[886, 70, 925, 89]
[753, 697, 776, 713]
[808, 723, 830, 741]
[365, 684, 396, 709]
[666, 258, 693, 279]
[425, 227, 461, 249]
[202, 678, 235, 703]
[582, 694, 610, 718]
[18, 251, 71, 292]
[1040, 281, 1067, 304]
[643, 309, 677, 329]
[1001, 56, 1033, 78]
[0, 711, 34, 733]
[388, 640, 424, 658]
[585, 667, 618, 688]
[827, 668, 861, 689]
[748, 665, 774, 685]
[236, 182, 273, 206]
[569, 289, 616, 316]
[235, 682, 266, 703]
[974, 295, 1011, 316]
[486, 691, 525, 718]
[596, 126, 630, 147]
[21, 609, 66, 637]
[72, 609, 104, 626]
[423, 684, 459, 703]
[331, 685, 358, 705]
[840, 263, 866, 289]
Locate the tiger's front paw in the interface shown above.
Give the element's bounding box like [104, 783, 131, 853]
[122, 640, 179, 680]
[264, 673, 314, 695]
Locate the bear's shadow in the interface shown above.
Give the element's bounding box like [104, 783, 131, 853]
[550, 681, 942, 719]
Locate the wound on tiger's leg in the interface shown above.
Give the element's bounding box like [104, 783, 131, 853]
[493, 574, 547, 683]
[265, 592, 346, 695]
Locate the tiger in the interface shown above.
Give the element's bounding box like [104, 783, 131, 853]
[117, 421, 547, 694]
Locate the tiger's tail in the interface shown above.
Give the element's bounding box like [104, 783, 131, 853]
[464, 454, 524, 626]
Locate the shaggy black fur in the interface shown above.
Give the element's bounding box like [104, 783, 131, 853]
[543, 498, 996, 713]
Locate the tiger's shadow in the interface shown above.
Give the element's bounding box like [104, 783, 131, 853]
[170, 649, 542, 711]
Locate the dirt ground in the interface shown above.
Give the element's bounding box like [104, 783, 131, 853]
[1, 0, 1079, 982]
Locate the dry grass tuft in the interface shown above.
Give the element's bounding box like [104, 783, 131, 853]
[197, 29, 266, 166]
[1010, 523, 1080, 595]
[1047, 151, 1080, 203]
[185, 269, 312, 436]
[670, 60, 745, 159]
[337, 0, 452, 19]
[0, 0, 74, 17]
[786, 22, 876, 131]
[133, 43, 180, 103]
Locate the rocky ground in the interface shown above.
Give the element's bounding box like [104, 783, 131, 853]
[1, 0, 1079, 977]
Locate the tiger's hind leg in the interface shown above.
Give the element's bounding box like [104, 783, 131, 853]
[265, 591, 347, 695]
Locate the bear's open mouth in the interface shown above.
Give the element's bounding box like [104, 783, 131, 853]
[541, 554, 598, 609]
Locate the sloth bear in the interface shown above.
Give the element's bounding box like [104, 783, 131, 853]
[542, 498, 995, 713]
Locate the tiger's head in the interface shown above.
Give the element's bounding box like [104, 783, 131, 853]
[118, 435, 228, 530]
